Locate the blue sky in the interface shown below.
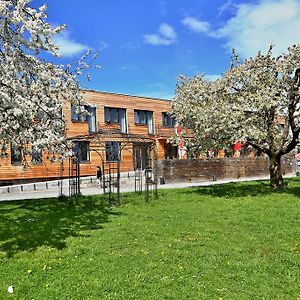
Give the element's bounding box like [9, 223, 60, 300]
[34, 0, 300, 99]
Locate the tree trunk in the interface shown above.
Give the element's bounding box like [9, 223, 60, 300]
[269, 154, 284, 189]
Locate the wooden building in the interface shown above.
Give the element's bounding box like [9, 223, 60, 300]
[0, 90, 182, 185]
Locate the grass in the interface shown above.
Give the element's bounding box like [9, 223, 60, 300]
[1, 179, 300, 299]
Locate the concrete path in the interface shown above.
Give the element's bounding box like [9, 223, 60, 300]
[1, 174, 293, 202]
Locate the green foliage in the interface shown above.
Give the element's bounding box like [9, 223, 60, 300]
[1, 180, 300, 299]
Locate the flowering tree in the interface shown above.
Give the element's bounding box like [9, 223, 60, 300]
[173, 45, 300, 189]
[0, 0, 95, 161]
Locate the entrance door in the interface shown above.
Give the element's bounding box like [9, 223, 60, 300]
[134, 143, 149, 170]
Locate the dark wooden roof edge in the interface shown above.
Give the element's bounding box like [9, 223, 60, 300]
[68, 129, 156, 144]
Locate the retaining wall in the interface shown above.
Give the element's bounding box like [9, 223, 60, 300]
[156, 157, 294, 183]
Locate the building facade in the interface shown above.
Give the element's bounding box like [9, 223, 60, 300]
[0, 90, 180, 185]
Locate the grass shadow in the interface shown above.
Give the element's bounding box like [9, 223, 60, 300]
[0, 195, 120, 258]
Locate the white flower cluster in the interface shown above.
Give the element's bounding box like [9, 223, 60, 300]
[173, 45, 300, 186]
[0, 0, 96, 160]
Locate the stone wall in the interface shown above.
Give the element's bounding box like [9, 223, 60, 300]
[156, 157, 294, 183]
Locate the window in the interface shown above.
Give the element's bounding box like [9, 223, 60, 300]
[134, 110, 153, 124]
[71, 105, 80, 121]
[104, 107, 125, 123]
[11, 145, 22, 165]
[104, 107, 127, 133]
[106, 142, 120, 162]
[162, 112, 176, 127]
[104, 107, 119, 123]
[164, 143, 178, 159]
[86, 106, 97, 133]
[32, 145, 43, 164]
[71, 105, 88, 122]
[73, 141, 90, 162]
[134, 110, 154, 134]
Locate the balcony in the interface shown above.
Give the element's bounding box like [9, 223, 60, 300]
[155, 125, 175, 138]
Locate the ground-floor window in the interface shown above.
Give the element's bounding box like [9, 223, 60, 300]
[106, 142, 120, 162]
[32, 145, 43, 164]
[164, 143, 178, 159]
[11, 145, 22, 165]
[73, 141, 90, 162]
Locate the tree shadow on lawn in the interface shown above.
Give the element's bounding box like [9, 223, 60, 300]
[178, 179, 300, 199]
[0, 195, 121, 258]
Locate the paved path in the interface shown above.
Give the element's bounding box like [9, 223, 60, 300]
[1, 175, 293, 202]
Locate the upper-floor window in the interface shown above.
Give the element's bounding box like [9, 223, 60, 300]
[104, 107, 125, 123]
[134, 110, 154, 134]
[72, 105, 97, 134]
[86, 106, 97, 133]
[71, 105, 87, 122]
[72, 105, 97, 133]
[134, 110, 153, 125]
[11, 145, 22, 165]
[32, 145, 43, 164]
[106, 141, 120, 162]
[104, 107, 127, 133]
[162, 112, 176, 127]
[73, 141, 90, 162]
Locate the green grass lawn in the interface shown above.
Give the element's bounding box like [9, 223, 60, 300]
[1, 179, 300, 299]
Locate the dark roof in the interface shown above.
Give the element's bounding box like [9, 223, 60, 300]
[69, 128, 156, 145]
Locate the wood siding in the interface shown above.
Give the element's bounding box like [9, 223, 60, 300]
[0, 91, 178, 183]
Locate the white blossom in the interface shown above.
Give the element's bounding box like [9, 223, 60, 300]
[0, 0, 97, 160]
[173, 45, 300, 188]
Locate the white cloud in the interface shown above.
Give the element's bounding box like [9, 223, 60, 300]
[182, 1, 300, 58]
[53, 31, 88, 57]
[218, 0, 235, 16]
[214, 0, 300, 57]
[144, 23, 177, 46]
[182, 17, 210, 34]
[159, 23, 177, 40]
[144, 34, 174, 46]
